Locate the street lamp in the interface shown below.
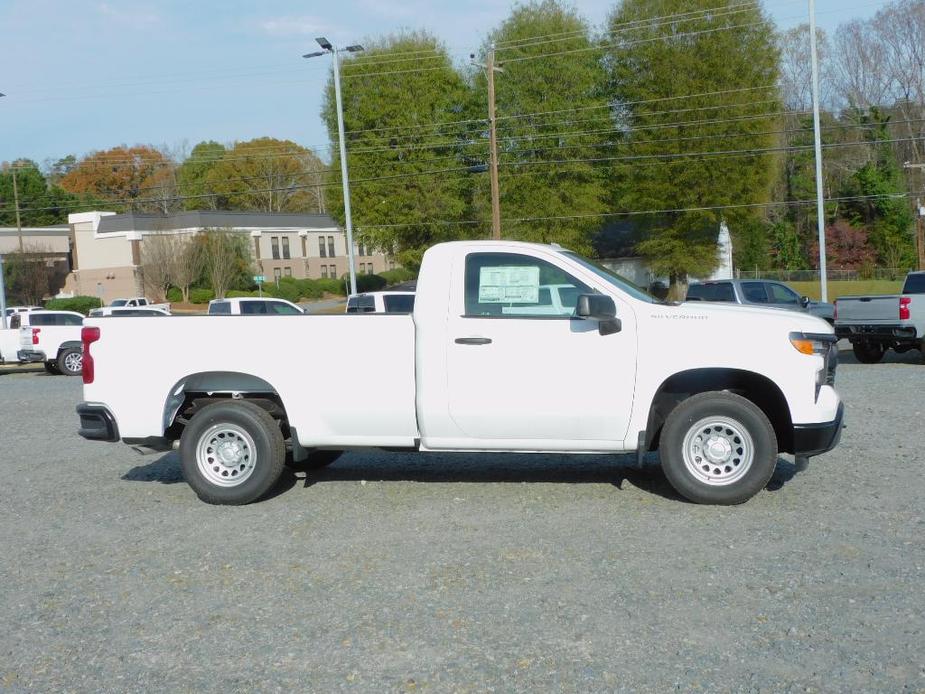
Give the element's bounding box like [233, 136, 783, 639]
[304, 37, 364, 296]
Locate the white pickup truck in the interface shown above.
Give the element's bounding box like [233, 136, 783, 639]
[11, 310, 85, 375]
[92, 297, 170, 317]
[834, 271, 925, 362]
[76, 241, 843, 506]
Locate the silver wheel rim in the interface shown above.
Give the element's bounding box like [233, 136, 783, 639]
[196, 423, 257, 487]
[63, 352, 82, 372]
[681, 415, 754, 486]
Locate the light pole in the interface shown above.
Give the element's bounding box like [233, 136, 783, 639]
[304, 37, 363, 296]
[0, 255, 7, 330]
[808, 0, 828, 301]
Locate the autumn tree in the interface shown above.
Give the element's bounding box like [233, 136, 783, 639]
[140, 234, 174, 301]
[322, 32, 473, 260]
[603, 0, 781, 294]
[205, 138, 325, 213]
[59, 145, 177, 212]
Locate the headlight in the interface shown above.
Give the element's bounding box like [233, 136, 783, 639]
[790, 332, 838, 398]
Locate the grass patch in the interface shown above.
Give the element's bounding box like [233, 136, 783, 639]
[788, 280, 904, 301]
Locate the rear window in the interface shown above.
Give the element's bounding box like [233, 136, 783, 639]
[209, 302, 231, 315]
[903, 273, 925, 294]
[30, 313, 83, 326]
[687, 283, 735, 302]
[347, 295, 376, 313]
[382, 294, 415, 313]
[240, 301, 269, 315]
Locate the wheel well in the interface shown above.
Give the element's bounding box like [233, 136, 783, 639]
[162, 371, 290, 440]
[57, 341, 82, 357]
[645, 368, 794, 454]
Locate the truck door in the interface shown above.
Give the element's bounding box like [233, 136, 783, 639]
[444, 251, 636, 447]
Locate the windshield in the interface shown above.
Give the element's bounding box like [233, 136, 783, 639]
[561, 252, 657, 303]
[111, 299, 127, 307]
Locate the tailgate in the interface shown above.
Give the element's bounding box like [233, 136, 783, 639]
[835, 296, 898, 324]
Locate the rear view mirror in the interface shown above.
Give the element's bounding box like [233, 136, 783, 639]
[576, 294, 621, 335]
[800, 296, 811, 308]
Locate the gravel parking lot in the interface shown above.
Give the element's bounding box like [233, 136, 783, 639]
[1, 348, 924, 692]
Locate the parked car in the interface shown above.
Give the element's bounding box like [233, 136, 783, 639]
[12, 310, 85, 375]
[94, 298, 170, 316]
[89, 307, 171, 317]
[3, 305, 42, 318]
[77, 241, 842, 507]
[834, 271, 925, 363]
[346, 291, 416, 314]
[686, 279, 835, 323]
[208, 298, 304, 315]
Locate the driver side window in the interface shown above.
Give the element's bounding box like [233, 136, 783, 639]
[464, 252, 590, 318]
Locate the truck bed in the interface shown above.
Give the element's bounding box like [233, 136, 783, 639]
[83, 314, 419, 446]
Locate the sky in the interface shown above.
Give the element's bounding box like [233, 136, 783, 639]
[0, 0, 885, 167]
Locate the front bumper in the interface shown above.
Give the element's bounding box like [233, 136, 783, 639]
[793, 402, 844, 457]
[17, 349, 45, 363]
[76, 403, 120, 442]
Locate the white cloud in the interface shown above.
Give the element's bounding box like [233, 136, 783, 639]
[257, 15, 332, 37]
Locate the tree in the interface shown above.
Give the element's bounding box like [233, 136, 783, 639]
[168, 235, 203, 303]
[205, 138, 325, 213]
[322, 32, 473, 258]
[0, 160, 80, 227]
[140, 234, 174, 302]
[59, 145, 177, 212]
[176, 141, 226, 210]
[808, 220, 876, 270]
[2, 245, 53, 305]
[199, 229, 252, 299]
[603, 0, 782, 293]
[779, 25, 833, 111]
[473, 0, 610, 252]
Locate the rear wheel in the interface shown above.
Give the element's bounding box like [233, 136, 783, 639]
[852, 341, 884, 364]
[179, 401, 285, 505]
[44, 361, 60, 375]
[659, 392, 778, 505]
[57, 348, 83, 376]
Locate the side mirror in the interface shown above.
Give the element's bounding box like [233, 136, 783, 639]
[576, 294, 621, 335]
[800, 295, 811, 308]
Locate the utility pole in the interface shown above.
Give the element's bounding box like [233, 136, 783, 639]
[904, 162, 925, 270]
[472, 46, 504, 240]
[808, 0, 828, 302]
[304, 38, 364, 296]
[11, 167, 23, 253]
[0, 255, 7, 330]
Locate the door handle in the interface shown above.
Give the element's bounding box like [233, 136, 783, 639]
[455, 337, 492, 345]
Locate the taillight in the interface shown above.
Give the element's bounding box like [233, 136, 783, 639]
[81, 326, 101, 384]
[900, 297, 911, 321]
[31, 328, 40, 345]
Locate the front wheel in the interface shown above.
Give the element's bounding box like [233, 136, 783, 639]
[852, 341, 884, 364]
[57, 347, 83, 376]
[659, 392, 778, 505]
[179, 401, 286, 505]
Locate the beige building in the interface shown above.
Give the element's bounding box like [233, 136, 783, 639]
[60, 210, 396, 304]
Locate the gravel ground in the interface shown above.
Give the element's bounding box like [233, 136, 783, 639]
[1, 349, 923, 692]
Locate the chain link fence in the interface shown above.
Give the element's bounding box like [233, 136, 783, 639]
[734, 268, 913, 282]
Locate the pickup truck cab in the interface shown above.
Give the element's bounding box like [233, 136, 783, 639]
[346, 291, 416, 314]
[94, 298, 170, 316]
[77, 241, 843, 506]
[686, 279, 835, 323]
[12, 310, 84, 375]
[834, 271, 925, 363]
[208, 297, 304, 315]
[89, 307, 170, 318]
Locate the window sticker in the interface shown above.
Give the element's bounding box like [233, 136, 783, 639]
[478, 266, 540, 303]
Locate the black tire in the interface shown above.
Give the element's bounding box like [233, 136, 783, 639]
[57, 347, 83, 376]
[286, 449, 342, 472]
[852, 341, 884, 364]
[658, 392, 778, 505]
[179, 401, 286, 505]
[44, 361, 61, 375]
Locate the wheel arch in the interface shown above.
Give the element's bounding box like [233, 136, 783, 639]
[645, 368, 794, 454]
[56, 340, 82, 357]
[162, 371, 289, 439]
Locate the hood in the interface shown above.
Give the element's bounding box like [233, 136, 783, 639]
[674, 300, 834, 334]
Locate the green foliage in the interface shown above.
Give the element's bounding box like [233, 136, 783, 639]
[189, 288, 215, 304]
[732, 218, 771, 272]
[166, 287, 182, 303]
[379, 267, 417, 285]
[603, 0, 781, 283]
[261, 281, 301, 303]
[0, 161, 81, 226]
[354, 273, 388, 293]
[176, 141, 226, 210]
[44, 296, 102, 315]
[314, 278, 346, 296]
[768, 221, 807, 270]
[225, 290, 260, 298]
[323, 32, 475, 261]
[475, 0, 609, 253]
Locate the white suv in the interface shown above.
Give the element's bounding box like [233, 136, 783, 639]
[208, 298, 304, 315]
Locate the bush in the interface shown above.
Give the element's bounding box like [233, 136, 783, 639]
[225, 290, 260, 298]
[354, 273, 388, 293]
[166, 287, 182, 303]
[315, 278, 347, 296]
[379, 268, 416, 285]
[262, 282, 301, 303]
[44, 296, 103, 316]
[189, 288, 215, 304]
